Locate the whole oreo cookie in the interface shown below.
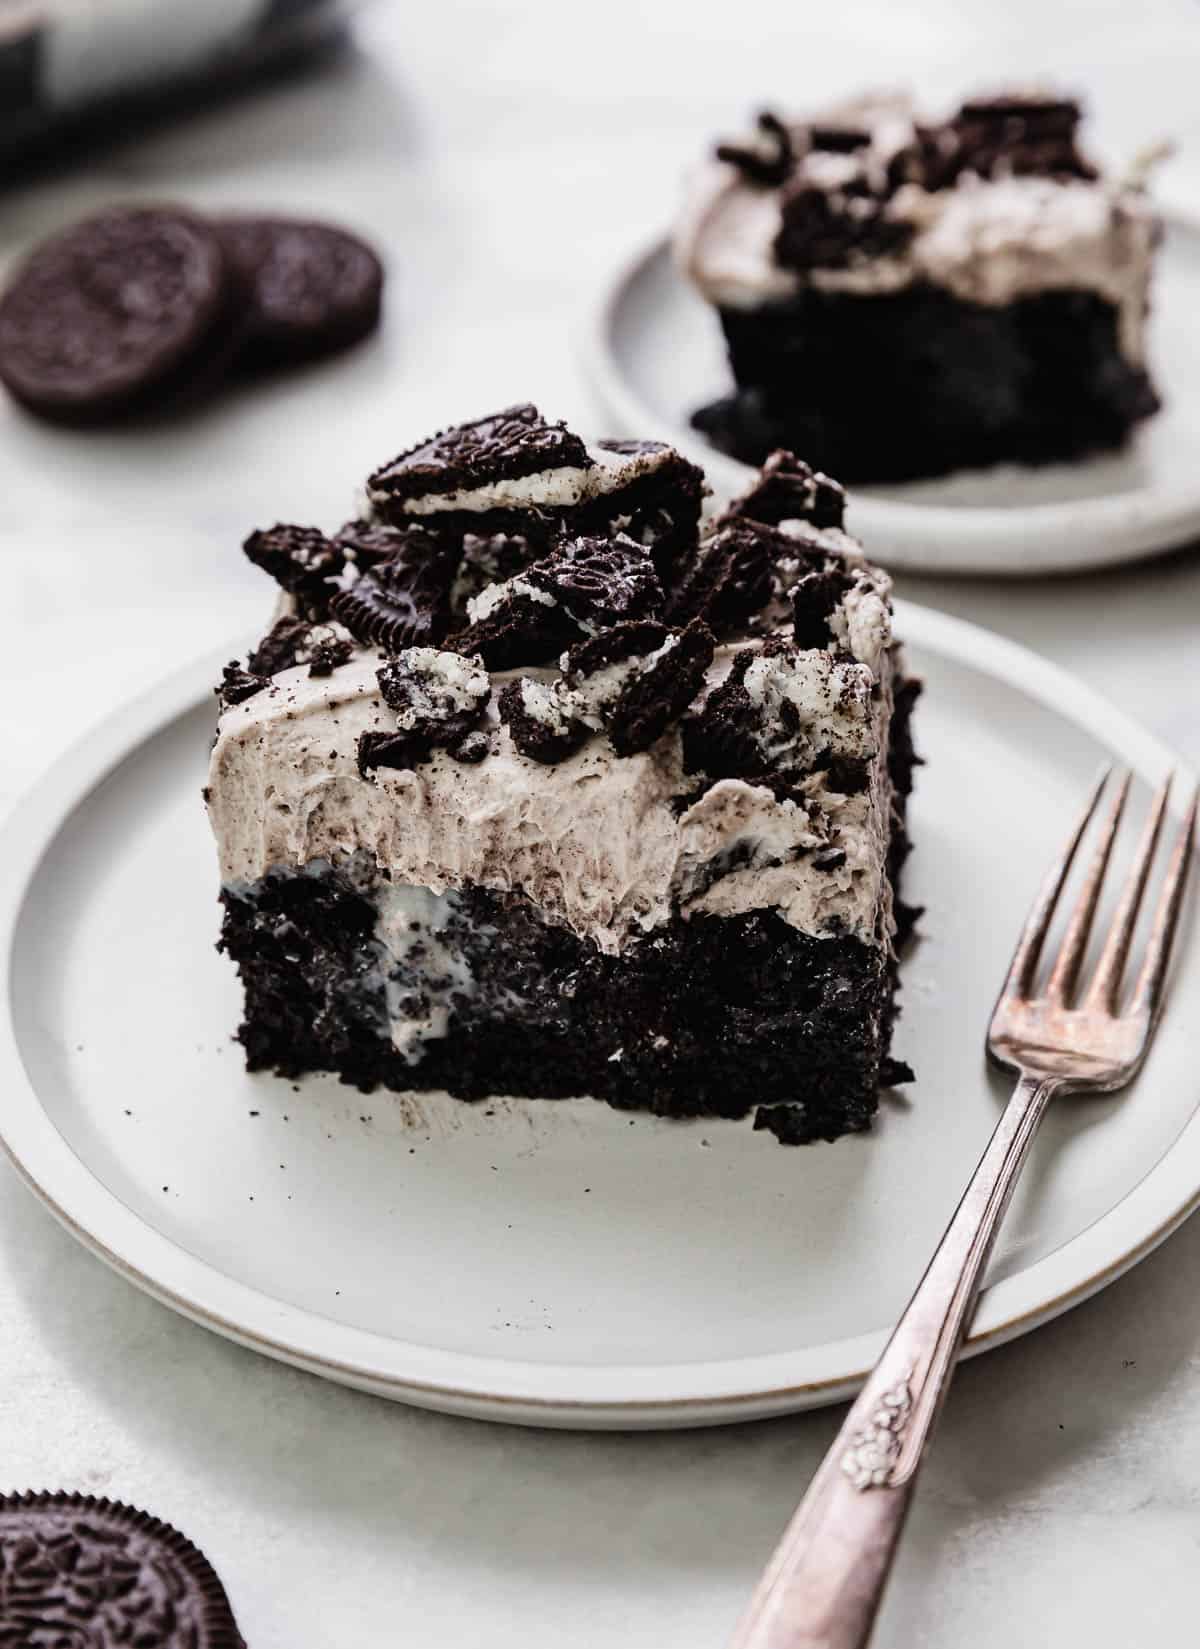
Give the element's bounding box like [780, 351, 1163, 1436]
[217, 215, 384, 368]
[0, 207, 238, 425]
[0, 1491, 245, 1647]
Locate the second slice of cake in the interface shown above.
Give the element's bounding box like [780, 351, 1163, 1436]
[209, 406, 919, 1143]
[677, 91, 1161, 482]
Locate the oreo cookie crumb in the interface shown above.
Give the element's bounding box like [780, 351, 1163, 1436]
[305, 622, 355, 675]
[243, 522, 344, 611]
[726, 450, 846, 530]
[218, 661, 269, 705]
[665, 520, 774, 635]
[774, 173, 914, 273]
[608, 619, 716, 756]
[247, 615, 311, 676]
[376, 647, 490, 749]
[952, 93, 1095, 183]
[880, 1056, 916, 1086]
[451, 534, 662, 669]
[716, 110, 795, 187]
[527, 534, 663, 631]
[357, 729, 426, 776]
[451, 729, 492, 764]
[498, 677, 588, 765]
[331, 527, 458, 651]
[333, 519, 416, 572]
[791, 567, 850, 648]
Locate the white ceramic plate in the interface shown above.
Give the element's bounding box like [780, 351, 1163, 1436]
[1, 607, 1197, 1430]
[582, 215, 1200, 576]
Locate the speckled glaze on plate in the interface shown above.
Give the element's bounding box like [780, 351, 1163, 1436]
[582, 213, 1200, 576]
[0, 608, 1197, 1428]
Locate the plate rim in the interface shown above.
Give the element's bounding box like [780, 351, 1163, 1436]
[1, 608, 1197, 1429]
[579, 217, 1200, 578]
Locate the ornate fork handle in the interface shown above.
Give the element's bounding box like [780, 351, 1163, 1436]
[732, 1071, 1058, 1649]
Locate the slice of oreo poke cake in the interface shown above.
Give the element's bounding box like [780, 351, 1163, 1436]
[207, 405, 920, 1143]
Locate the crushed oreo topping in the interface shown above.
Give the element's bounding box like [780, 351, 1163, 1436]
[526, 534, 663, 631]
[452, 530, 538, 614]
[242, 522, 345, 612]
[498, 677, 588, 765]
[717, 110, 796, 188]
[218, 661, 270, 705]
[304, 621, 355, 675]
[356, 730, 425, 776]
[808, 121, 872, 154]
[607, 619, 716, 757]
[774, 171, 915, 273]
[952, 93, 1095, 182]
[360, 646, 491, 773]
[368, 402, 592, 508]
[665, 520, 775, 636]
[376, 646, 490, 749]
[246, 615, 355, 679]
[812, 845, 847, 870]
[682, 635, 873, 793]
[330, 527, 458, 651]
[333, 519, 415, 572]
[725, 449, 846, 530]
[449, 534, 663, 669]
[247, 615, 311, 677]
[791, 566, 852, 649]
[451, 728, 492, 764]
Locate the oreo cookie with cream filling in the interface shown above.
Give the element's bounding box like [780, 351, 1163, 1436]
[448, 533, 663, 669]
[0, 206, 241, 426]
[723, 449, 846, 530]
[217, 215, 384, 369]
[0, 1490, 245, 1648]
[498, 677, 589, 765]
[366, 403, 593, 522]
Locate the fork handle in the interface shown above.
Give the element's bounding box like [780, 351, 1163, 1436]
[731, 1071, 1059, 1649]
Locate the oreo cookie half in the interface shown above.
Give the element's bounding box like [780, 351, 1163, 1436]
[0, 1491, 245, 1647]
[0, 207, 239, 425]
[217, 216, 384, 368]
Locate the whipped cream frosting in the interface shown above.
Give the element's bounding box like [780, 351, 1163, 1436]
[210, 637, 895, 954]
[676, 107, 1158, 361]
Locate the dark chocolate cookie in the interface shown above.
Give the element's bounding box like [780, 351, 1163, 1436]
[0, 206, 237, 425]
[367, 403, 592, 514]
[0, 1491, 245, 1647]
[607, 619, 716, 756]
[498, 677, 589, 765]
[217, 215, 384, 368]
[724, 450, 846, 530]
[330, 528, 459, 651]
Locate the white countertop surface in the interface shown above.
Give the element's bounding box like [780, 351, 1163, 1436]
[2, 3, 1200, 1644]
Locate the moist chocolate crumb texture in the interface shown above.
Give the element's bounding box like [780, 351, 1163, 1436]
[208, 405, 920, 1144]
[676, 90, 1163, 482]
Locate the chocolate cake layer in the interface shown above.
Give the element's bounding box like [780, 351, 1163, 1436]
[695, 285, 1160, 482]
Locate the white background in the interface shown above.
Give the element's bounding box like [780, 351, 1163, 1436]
[3, 3, 1200, 1644]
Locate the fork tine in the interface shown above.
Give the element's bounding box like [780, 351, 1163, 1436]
[1000, 766, 1111, 1001]
[1128, 787, 1198, 1022]
[1083, 774, 1172, 1012]
[1046, 771, 1131, 1005]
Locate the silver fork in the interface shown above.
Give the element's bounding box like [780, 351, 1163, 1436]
[732, 767, 1197, 1649]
